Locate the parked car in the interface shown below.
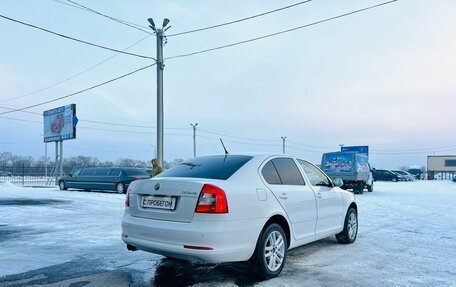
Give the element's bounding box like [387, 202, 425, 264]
[321, 151, 373, 194]
[122, 154, 358, 278]
[453, 176, 456, 183]
[408, 166, 423, 180]
[58, 167, 149, 193]
[0, 171, 12, 176]
[372, 169, 401, 182]
[392, 170, 415, 181]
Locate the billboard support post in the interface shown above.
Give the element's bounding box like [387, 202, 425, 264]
[59, 141, 63, 178]
[44, 142, 48, 178]
[54, 142, 58, 184]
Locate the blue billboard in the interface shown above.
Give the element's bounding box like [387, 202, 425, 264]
[341, 145, 369, 159]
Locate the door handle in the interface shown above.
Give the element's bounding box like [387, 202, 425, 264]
[279, 193, 288, 199]
[316, 193, 322, 199]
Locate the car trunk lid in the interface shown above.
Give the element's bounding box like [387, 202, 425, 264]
[128, 178, 204, 223]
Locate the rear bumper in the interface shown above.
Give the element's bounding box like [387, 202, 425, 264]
[121, 212, 263, 263]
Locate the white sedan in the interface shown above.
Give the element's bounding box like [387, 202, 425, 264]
[121, 154, 358, 278]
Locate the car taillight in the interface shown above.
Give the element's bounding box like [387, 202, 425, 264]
[125, 192, 130, 207]
[195, 184, 228, 213]
[134, 177, 141, 181]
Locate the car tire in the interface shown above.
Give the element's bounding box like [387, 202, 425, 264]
[254, 223, 287, 279]
[367, 183, 373, 192]
[116, 183, 125, 194]
[354, 181, 363, 194]
[59, 180, 67, 191]
[392, 178, 398, 182]
[336, 208, 358, 244]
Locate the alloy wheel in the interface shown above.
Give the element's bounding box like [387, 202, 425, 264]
[348, 212, 358, 240]
[116, 183, 124, 194]
[264, 231, 285, 272]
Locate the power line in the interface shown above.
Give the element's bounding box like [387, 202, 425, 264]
[63, 0, 153, 35]
[2, 112, 455, 155]
[198, 129, 281, 142]
[372, 145, 456, 152]
[197, 134, 281, 147]
[0, 115, 42, 124]
[0, 14, 156, 60]
[287, 140, 334, 149]
[53, 0, 150, 30]
[0, 63, 156, 115]
[167, 0, 312, 37]
[0, 34, 152, 103]
[0, 106, 191, 130]
[166, 0, 398, 60]
[287, 145, 330, 153]
[0, 114, 192, 136]
[78, 126, 190, 136]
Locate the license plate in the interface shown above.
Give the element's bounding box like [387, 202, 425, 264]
[141, 195, 176, 210]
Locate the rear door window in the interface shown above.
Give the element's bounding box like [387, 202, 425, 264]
[156, 155, 253, 180]
[270, 158, 305, 185]
[261, 161, 282, 184]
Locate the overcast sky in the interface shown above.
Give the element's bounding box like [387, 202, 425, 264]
[0, 0, 455, 169]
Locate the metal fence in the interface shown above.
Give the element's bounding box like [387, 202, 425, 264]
[0, 165, 73, 186]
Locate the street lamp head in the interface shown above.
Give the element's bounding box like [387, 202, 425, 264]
[147, 18, 156, 31]
[162, 18, 170, 28]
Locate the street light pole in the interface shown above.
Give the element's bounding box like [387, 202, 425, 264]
[148, 18, 170, 167]
[156, 28, 164, 167]
[281, 136, 287, 154]
[191, 123, 198, 157]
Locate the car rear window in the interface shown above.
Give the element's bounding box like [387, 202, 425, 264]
[156, 155, 253, 180]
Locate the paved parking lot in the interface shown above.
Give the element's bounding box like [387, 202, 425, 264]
[0, 181, 455, 287]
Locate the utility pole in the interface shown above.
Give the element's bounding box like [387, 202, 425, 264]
[191, 123, 198, 157]
[339, 143, 345, 151]
[148, 18, 170, 167]
[281, 136, 287, 154]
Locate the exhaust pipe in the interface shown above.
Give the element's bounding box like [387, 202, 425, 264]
[127, 244, 137, 251]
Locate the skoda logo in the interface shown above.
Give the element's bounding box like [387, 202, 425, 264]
[154, 183, 160, 191]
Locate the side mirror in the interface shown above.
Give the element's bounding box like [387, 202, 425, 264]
[333, 178, 344, 187]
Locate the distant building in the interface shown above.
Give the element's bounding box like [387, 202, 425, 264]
[427, 155, 456, 180]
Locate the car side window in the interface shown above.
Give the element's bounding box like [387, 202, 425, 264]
[271, 158, 305, 185]
[109, 169, 121, 176]
[73, 168, 82, 177]
[80, 168, 95, 176]
[94, 168, 109, 176]
[298, 160, 331, 187]
[261, 161, 282, 185]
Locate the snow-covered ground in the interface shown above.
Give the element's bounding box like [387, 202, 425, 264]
[0, 180, 455, 286]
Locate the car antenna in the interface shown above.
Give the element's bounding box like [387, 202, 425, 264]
[220, 138, 229, 155]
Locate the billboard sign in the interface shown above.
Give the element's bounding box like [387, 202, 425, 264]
[43, 104, 77, 142]
[341, 145, 369, 159]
